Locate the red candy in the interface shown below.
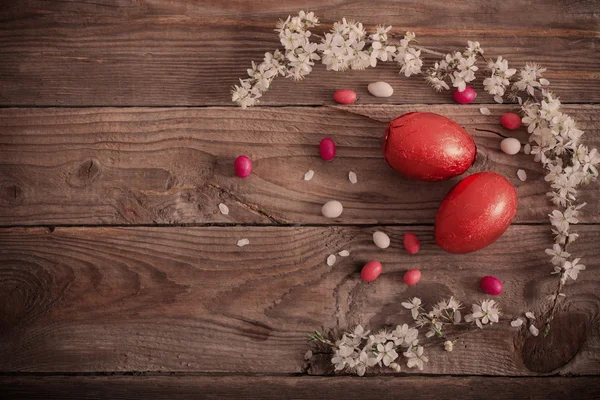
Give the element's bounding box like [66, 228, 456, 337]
[435, 172, 517, 254]
[234, 155, 252, 178]
[333, 89, 357, 105]
[453, 86, 477, 104]
[403, 232, 420, 254]
[403, 269, 421, 285]
[383, 112, 477, 181]
[361, 260, 382, 282]
[500, 113, 522, 130]
[319, 138, 336, 161]
[480, 276, 504, 295]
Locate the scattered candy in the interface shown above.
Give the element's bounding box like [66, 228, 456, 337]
[338, 250, 350, 257]
[218, 203, 229, 215]
[480, 276, 503, 295]
[500, 137, 521, 155]
[237, 238, 249, 247]
[500, 113, 522, 130]
[348, 171, 357, 184]
[333, 89, 357, 104]
[234, 155, 252, 178]
[479, 107, 490, 115]
[304, 169, 314, 181]
[403, 232, 420, 254]
[511, 318, 524, 327]
[361, 260, 383, 282]
[372, 231, 390, 249]
[321, 200, 343, 218]
[367, 81, 393, 97]
[327, 254, 336, 266]
[523, 143, 531, 155]
[403, 269, 421, 285]
[319, 138, 336, 161]
[452, 86, 477, 104]
[517, 169, 527, 181]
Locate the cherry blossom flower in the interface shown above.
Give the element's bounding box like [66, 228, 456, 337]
[402, 297, 422, 319]
[404, 346, 428, 370]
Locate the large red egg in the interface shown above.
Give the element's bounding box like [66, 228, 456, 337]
[435, 172, 517, 254]
[383, 112, 477, 181]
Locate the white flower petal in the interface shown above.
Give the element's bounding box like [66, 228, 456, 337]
[304, 350, 313, 360]
[237, 238, 250, 247]
[348, 171, 358, 184]
[327, 254, 336, 266]
[338, 250, 350, 257]
[525, 312, 536, 320]
[304, 169, 315, 181]
[494, 95, 504, 104]
[218, 203, 230, 215]
[479, 107, 491, 115]
[517, 169, 527, 181]
[529, 324, 540, 337]
[524, 144, 531, 154]
[510, 318, 524, 327]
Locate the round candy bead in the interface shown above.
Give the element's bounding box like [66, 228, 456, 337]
[321, 200, 343, 219]
[234, 155, 252, 178]
[500, 138, 521, 155]
[319, 138, 336, 161]
[373, 231, 390, 249]
[500, 113, 522, 130]
[333, 89, 357, 104]
[361, 260, 383, 282]
[453, 86, 477, 104]
[480, 275, 503, 295]
[403, 269, 421, 285]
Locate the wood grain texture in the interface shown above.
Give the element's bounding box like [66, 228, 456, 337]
[0, 0, 599, 106]
[2, 375, 600, 400]
[1, 105, 599, 226]
[1, 225, 599, 375]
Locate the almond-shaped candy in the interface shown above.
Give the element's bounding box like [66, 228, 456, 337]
[333, 89, 357, 104]
[367, 81, 393, 98]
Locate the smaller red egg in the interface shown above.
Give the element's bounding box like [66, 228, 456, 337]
[320, 138, 336, 161]
[234, 155, 252, 178]
[361, 260, 382, 282]
[480, 276, 503, 295]
[403, 233, 420, 255]
[403, 269, 421, 285]
[500, 113, 522, 130]
[333, 89, 357, 104]
[453, 86, 477, 104]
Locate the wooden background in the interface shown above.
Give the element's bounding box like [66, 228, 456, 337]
[1, 0, 600, 398]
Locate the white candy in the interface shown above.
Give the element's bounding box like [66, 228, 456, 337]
[321, 200, 343, 218]
[517, 169, 527, 181]
[373, 231, 390, 249]
[367, 81, 393, 98]
[500, 138, 521, 155]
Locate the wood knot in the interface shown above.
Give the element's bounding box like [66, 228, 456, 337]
[0, 181, 24, 205]
[67, 159, 101, 188]
[521, 312, 588, 373]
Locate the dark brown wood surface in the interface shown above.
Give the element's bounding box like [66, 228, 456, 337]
[1, 105, 599, 226]
[1, 0, 599, 398]
[2, 376, 600, 400]
[1, 225, 599, 375]
[0, 0, 599, 106]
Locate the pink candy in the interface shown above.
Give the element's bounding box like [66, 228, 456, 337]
[333, 89, 357, 105]
[500, 113, 522, 130]
[403, 232, 420, 255]
[480, 276, 503, 295]
[403, 269, 421, 285]
[361, 260, 382, 282]
[234, 155, 252, 178]
[319, 138, 336, 161]
[453, 86, 477, 104]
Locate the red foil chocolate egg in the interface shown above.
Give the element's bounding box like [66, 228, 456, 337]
[383, 112, 477, 181]
[435, 172, 517, 254]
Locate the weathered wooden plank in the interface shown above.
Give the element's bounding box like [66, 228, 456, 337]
[1, 225, 598, 375]
[1, 105, 599, 226]
[2, 375, 600, 400]
[0, 0, 598, 106]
